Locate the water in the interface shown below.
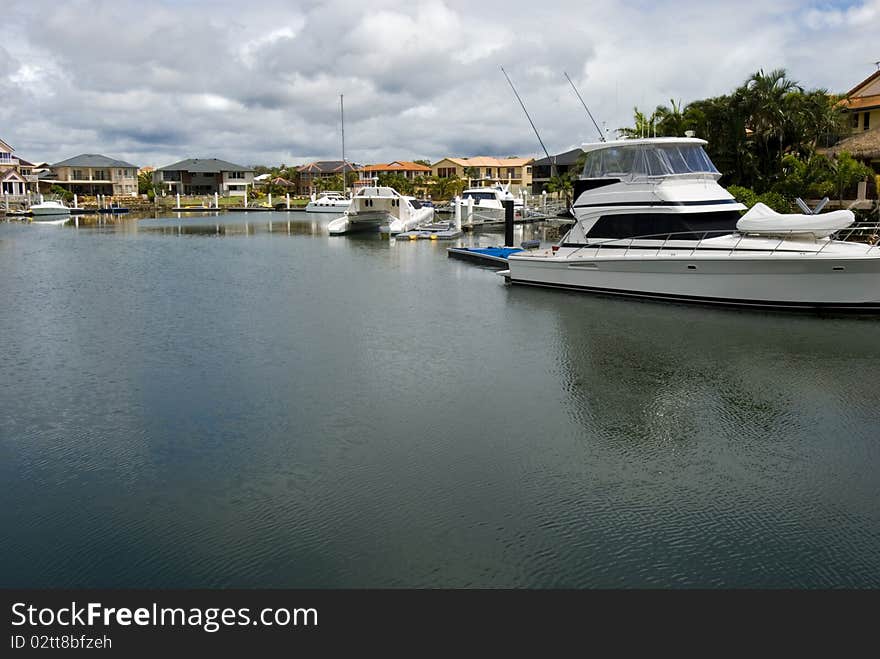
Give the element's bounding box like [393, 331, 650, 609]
[1, 212, 879, 588]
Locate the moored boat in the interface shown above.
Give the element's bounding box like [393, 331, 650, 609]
[503, 137, 880, 311]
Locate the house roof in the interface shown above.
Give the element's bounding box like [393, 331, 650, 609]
[361, 161, 431, 172]
[0, 138, 13, 152]
[156, 158, 251, 173]
[17, 157, 35, 167]
[532, 148, 585, 167]
[846, 69, 880, 98]
[1, 169, 26, 182]
[297, 160, 361, 174]
[433, 156, 534, 168]
[823, 126, 880, 159]
[845, 94, 880, 112]
[52, 153, 138, 168]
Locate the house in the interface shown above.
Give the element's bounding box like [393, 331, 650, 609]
[296, 161, 361, 194]
[841, 69, 880, 135]
[359, 161, 431, 181]
[430, 156, 533, 192]
[0, 138, 34, 199]
[530, 148, 585, 193]
[153, 158, 254, 196]
[43, 154, 139, 196]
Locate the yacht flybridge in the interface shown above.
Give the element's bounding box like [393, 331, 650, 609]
[502, 137, 880, 311]
[327, 185, 434, 235]
[305, 191, 351, 213]
[454, 182, 522, 225]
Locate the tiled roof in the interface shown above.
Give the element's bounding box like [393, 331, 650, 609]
[843, 94, 880, 112]
[362, 161, 431, 172]
[297, 161, 361, 174]
[434, 156, 534, 167]
[52, 153, 138, 168]
[156, 158, 251, 173]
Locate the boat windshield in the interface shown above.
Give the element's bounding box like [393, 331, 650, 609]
[462, 191, 498, 202]
[581, 144, 720, 180]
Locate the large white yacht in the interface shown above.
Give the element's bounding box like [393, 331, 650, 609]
[327, 185, 434, 235]
[305, 191, 351, 213]
[502, 137, 880, 311]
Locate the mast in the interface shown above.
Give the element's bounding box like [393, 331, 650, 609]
[500, 66, 556, 178]
[340, 94, 346, 190]
[563, 71, 605, 142]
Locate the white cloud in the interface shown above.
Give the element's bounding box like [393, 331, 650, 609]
[1, 0, 877, 167]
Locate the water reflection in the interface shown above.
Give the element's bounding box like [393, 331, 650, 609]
[510, 287, 880, 446]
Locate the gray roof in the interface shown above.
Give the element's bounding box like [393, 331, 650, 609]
[52, 153, 138, 168]
[157, 158, 252, 173]
[533, 148, 585, 167]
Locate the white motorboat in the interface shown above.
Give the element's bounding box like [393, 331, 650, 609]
[327, 185, 434, 235]
[305, 191, 351, 213]
[453, 182, 522, 225]
[502, 137, 880, 311]
[30, 200, 71, 216]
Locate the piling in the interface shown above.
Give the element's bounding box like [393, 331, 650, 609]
[453, 195, 461, 230]
[503, 199, 514, 247]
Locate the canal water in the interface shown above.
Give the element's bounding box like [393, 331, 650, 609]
[1, 212, 878, 588]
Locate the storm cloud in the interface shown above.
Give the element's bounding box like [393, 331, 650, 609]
[2, 0, 877, 168]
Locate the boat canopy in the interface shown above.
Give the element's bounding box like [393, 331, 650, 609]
[581, 143, 720, 180]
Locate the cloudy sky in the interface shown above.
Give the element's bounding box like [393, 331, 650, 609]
[1, 0, 877, 168]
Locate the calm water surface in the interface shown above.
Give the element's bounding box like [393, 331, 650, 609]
[1, 212, 879, 588]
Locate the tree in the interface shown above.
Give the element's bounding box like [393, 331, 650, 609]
[827, 152, 873, 204]
[413, 159, 432, 167]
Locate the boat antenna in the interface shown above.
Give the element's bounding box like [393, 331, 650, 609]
[563, 72, 605, 142]
[501, 66, 556, 177]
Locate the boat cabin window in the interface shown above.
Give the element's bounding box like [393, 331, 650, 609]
[581, 144, 720, 180]
[410, 199, 422, 209]
[462, 191, 497, 202]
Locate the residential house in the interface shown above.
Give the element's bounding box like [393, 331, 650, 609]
[430, 156, 533, 192]
[296, 161, 361, 194]
[153, 158, 254, 196]
[43, 154, 139, 196]
[530, 148, 585, 193]
[359, 161, 431, 181]
[842, 69, 880, 136]
[0, 138, 32, 199]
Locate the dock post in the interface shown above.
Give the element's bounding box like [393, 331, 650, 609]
[453, 196, 461, 230]
[467, 197, 474, 226]
[268, 193, 272, 207]
[40, 193, 44, 204]
[542, 190, 546, 215]
[503, 199, 514, 247]
[4, 193, 8, 211]
[286, 193, 290, 210]
[244, 190, 248, 208]
[214, 192, 219, 208]
[73, 194, 78, 209]
[176, 193, 180, 209]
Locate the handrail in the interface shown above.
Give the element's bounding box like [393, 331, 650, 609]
[561, 221, 880, 258]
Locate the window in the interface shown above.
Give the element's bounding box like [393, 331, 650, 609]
[73, 170, 84, 180]
[437, 167, 455, 178]
[485, 168, 492, 178]
[462, 191, 498, 202]
[507, 168, 515, 178]
[581, 144, 719, 179]
[865, 113, 870, 130]
[852, 113, 860, 129]
[228, 171, 245, 179]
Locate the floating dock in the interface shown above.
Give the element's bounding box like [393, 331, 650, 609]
[396, 222, 463, 241]
[446, 246, 524, 266]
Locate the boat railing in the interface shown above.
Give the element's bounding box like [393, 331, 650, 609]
[567, 222, 880, 259]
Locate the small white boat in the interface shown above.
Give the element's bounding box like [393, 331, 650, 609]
[453, 182, 522, 226]
[736, 202, 854, 238]
[328, 185, 435, 235]
[305, 191, 351, 213]
[30, 200, 71, 216]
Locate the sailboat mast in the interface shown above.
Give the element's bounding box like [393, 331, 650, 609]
[340, 94, 346, 187]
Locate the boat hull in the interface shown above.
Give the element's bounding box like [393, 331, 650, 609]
[305, 203, 351, 213]
[30, 207, 71, 216]
[506, 252, 880, 310]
